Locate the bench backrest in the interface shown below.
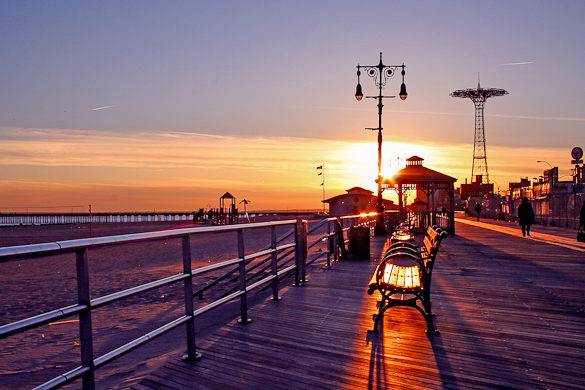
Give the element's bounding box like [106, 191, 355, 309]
[422, 235, 434, 255]
[423, 227, 448, 277]
[427, 226, 440, 243]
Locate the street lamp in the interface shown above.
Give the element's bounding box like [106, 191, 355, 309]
[355, 52, 407, 236]
[537, 160, 552, 169]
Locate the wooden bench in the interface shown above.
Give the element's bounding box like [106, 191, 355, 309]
[367, 225, 447, 334]
[387, 225, 443, 257]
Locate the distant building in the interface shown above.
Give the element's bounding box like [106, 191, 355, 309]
[509, 177, 531, 199]
[322, 187, 396, 216]
[504, 167, 584, 228]
[459, 175, 494, 200]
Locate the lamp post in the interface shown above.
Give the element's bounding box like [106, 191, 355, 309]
[537, 160, 552, 169]
[355, 52, 407, 236]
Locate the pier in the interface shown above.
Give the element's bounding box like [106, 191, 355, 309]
[131, 221, 585, 389]
[1, 217, 584, 389]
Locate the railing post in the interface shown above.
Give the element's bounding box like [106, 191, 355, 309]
[182, 235, 202, 360]
[326, 220, 332, 269]
[300, 220, 308, 285]
[294, 219, 301, 286]
[270, 226, 281, 301]
[237, 229, 252, 324]
[333, 219, 340, 262]
[75, 248, 95, 390]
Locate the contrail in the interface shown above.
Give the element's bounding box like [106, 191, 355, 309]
[306, 106, 585, 122]
[498, 61, 534, 66]
[91, 105, 116, 111]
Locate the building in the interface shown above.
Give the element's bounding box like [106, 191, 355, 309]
[459, 175, 494, 200]
[504, 167, 584, 228]
[509, 177, 531, 200]
[322, 187, 395, 217]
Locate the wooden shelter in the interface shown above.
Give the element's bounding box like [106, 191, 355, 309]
[381, 156, 457, 234]
[219, 192, 238, 225]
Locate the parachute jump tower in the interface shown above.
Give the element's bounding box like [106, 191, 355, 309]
[451, 81, 508, 184]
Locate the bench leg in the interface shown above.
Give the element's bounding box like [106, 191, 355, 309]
[422, 292, 433, 317]
[372, 296, 387, 332]
[415, 303, 439, 335]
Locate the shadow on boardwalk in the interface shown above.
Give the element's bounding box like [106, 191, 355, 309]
[130, 223, 585, 389]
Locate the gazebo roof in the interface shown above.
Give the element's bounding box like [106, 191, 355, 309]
[381, 156, 457, 185]
[220, 192, 236, 199]
[346, 187, 374, 194]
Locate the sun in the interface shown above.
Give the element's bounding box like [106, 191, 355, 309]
[331, 140, 435, 190]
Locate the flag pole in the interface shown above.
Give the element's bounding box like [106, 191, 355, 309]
[316, 164, 325, 213]
[322, 167, 325, 213]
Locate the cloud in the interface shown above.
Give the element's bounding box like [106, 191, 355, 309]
[91, 105, 116, 111]
[0, 127, 574, 210]
[498, 61, 534, 66]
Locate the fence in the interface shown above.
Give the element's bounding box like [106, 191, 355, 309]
[405, 211, 453, 233]
[0, 213, 195, 226]
[0, 213, 376, 389]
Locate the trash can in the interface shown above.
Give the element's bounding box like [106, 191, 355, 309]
[348, 226, 370, 259]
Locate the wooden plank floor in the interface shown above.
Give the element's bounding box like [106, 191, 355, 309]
[134, 222, 585, 389]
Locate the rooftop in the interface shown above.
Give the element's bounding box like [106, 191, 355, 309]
[382, 156, 457, 186]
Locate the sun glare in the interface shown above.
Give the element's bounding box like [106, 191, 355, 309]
[331, 141, 437, 192]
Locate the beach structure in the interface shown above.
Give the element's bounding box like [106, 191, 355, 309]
[322, 187, 395, 217]
[218, 192, 238, 225]
[0, 211, 196, 226]
[381, 156, 457, 233]
[451, 81, 508, 185]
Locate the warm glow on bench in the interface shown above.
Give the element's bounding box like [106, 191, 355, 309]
[382, 263, 421, 289]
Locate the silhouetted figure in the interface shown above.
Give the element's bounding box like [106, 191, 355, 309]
[579, 202, 585, 243]
[518, 197, 535, 237]
[474, 202, 482, 221]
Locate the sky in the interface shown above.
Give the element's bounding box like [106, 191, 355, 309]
[1, 1, 584, 211]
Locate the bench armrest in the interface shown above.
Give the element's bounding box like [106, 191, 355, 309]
[384, 246, 421, 259]
[389, 242, 419, 249]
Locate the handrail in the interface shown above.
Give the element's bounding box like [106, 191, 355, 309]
[0, 213, 377, 389]
[0, 219, 297, 261]
[192, 221, 324, 300]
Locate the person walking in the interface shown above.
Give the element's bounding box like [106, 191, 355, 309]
[578, 202, 585, 243]
[474, 202, 482, 221]
[518, 197, 535, 237]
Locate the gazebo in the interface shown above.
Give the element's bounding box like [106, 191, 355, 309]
[381, 156, 457, 234]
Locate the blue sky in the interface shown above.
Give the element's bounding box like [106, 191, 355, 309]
[1, 1, 584, 146]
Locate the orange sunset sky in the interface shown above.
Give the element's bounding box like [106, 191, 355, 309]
[0, 127, 576, 211]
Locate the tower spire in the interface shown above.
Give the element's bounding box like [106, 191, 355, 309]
[451, 83, 508, 184]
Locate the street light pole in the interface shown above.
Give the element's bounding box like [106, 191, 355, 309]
[355, 52, 407, 236]
[537, 160, 553, 169]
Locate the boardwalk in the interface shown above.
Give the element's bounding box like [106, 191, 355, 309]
[132, 222, 585, 389]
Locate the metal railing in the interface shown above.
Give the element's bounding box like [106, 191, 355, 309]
[0, 213, 376, 390]
[435, 212, 451, 230]
[406, 211, 454, 233]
